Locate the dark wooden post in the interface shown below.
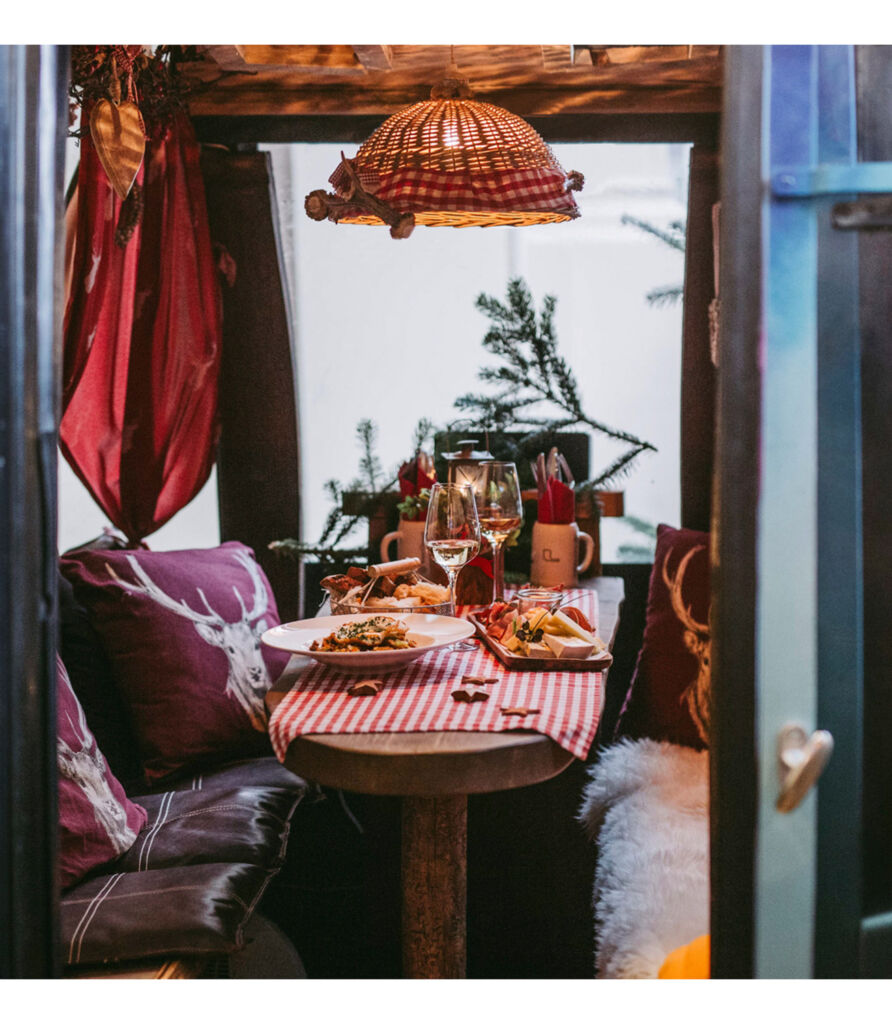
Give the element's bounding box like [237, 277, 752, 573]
[0, 44, 69, 978]
[710, 45, 762, 979]
[401, 795, 467, 978]
[855, 44, 892, 954]
[680, 146, 719, 533]
[200, 148, 302, 622]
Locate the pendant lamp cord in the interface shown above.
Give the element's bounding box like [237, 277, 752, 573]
[448, 43, 460, 76]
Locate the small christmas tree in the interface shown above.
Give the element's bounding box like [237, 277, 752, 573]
[454, 278, 656, 488]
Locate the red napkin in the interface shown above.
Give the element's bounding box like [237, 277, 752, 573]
[398, 453, 436, 497]
[467, 554, 494, 579]
[539, 477, 575, 524]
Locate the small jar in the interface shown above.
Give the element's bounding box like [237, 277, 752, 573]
[515, 587, 562, 615]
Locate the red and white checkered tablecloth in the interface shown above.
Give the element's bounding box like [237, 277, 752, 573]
[268, 589, 603, 763]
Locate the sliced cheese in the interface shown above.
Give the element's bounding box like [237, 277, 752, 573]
[541, 613, 569, 635]
[543, 633, 596, 659]
[549, 610, 595, 644]
[525, 608, 550, 631]
[503, 633, 523, 653]
[521, 640, 554, 659]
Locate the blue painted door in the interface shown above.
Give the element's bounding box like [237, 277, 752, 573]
[749, 44, 892, 978]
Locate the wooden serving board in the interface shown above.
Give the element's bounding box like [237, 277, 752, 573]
[467, 613, 614, 673]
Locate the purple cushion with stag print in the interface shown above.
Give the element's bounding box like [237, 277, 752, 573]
[57, 655, 148, 889]
[60, 543, 290, 784]
[614, 524, 711, 750]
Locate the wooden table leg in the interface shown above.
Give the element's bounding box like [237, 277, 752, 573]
[401, 794, 467, 978]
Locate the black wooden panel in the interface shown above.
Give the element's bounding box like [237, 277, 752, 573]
[709, 45, 762, 980]
[813, 49, 864, 979]
[192, 113, 720, 148]
[861, 912, 892, 978]
[594, 562, 652, 746]
[855, 44, 892, 924]
[200, 148, 302, 623]
[680, 147, 718, 532]
[0, 44, 68, 978]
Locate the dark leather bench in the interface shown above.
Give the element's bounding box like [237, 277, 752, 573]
[56, 540, 385, 978]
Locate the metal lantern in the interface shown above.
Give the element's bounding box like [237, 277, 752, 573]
[443, 439, 493, 487]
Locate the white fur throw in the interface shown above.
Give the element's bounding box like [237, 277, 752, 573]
[577, 738, 709, 979]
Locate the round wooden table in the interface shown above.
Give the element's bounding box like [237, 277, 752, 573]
[265, 577, 623, 979]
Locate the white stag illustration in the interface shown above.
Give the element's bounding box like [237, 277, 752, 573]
[58, 699, 138, 854]
[661, 545, 711, 744]
[108, 550, 272, 730]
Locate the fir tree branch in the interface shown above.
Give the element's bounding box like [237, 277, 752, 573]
[646, 285, 685, 308]
[356, 418, 382, 492]
[584, 444, 652, 489]
[411, 417, 435, 452]
[461, 277, 658, 488]
[620, 214, 686, 251]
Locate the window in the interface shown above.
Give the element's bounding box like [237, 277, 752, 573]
[57, 140, 689, 562]
[57, 458, 221, 553]
[267, 141, 689, 562]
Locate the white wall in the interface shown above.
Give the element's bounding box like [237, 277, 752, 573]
[57, 457, 221, 553]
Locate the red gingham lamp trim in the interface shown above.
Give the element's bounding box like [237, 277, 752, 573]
[329, 165, 581, 223]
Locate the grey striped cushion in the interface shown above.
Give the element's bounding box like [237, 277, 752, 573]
[105, 784, 304, 874]
[61, 862, 275, 966]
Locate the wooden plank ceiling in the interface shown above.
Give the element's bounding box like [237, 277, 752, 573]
[182, 44, 723, 118]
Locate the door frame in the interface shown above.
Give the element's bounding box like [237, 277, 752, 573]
[8, 50, 724, 978]
[710, 44, 762, 979]
[0, 44, 69, 979]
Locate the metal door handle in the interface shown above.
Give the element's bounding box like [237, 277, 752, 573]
[776, 723, 834, 813]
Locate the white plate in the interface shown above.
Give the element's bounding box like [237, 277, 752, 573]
[261, 613, 476, 672]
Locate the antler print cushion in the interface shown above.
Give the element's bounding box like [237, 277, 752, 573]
[614, 525, 711, 750]
[60, 542, 291, 784]
[57, 655, 148, 889]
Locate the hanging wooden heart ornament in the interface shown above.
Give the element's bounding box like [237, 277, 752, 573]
[89, 99, 146, 200]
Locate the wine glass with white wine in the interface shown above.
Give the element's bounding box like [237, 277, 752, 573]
[424, 482, 482, 619]
[472, 461, 523, 604]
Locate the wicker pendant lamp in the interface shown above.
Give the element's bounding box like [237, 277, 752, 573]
[304, 67, 584, 239]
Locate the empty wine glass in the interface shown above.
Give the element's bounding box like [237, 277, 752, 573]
[424, 482, 481, 618]
[472, 461, 523, 604]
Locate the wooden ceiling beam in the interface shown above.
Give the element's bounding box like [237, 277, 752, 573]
[352, 45, 393, 70]
[199, 44, 365, 75]
[185, 81, 721, 118]
[541, 45, 595, 70]
[183, 45, 723, 118]
[182, 53, 722, 114]
[199, 46, 254, 73]
[541, 45, 572, 70]
[588, 45, 699, 64]
[184, 53, 721, 90]
[240, 45, 361, 69]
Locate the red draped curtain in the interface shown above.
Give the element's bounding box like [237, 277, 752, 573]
[61, 108, 221, 545]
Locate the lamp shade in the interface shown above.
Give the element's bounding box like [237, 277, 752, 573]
[305, 75, 584, 235]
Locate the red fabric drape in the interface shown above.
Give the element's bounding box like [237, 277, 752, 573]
[61, 111, 221, 544]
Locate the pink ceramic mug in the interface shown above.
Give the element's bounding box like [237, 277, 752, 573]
[379, 518, 427, 565]
[530, 521, 594, 588]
